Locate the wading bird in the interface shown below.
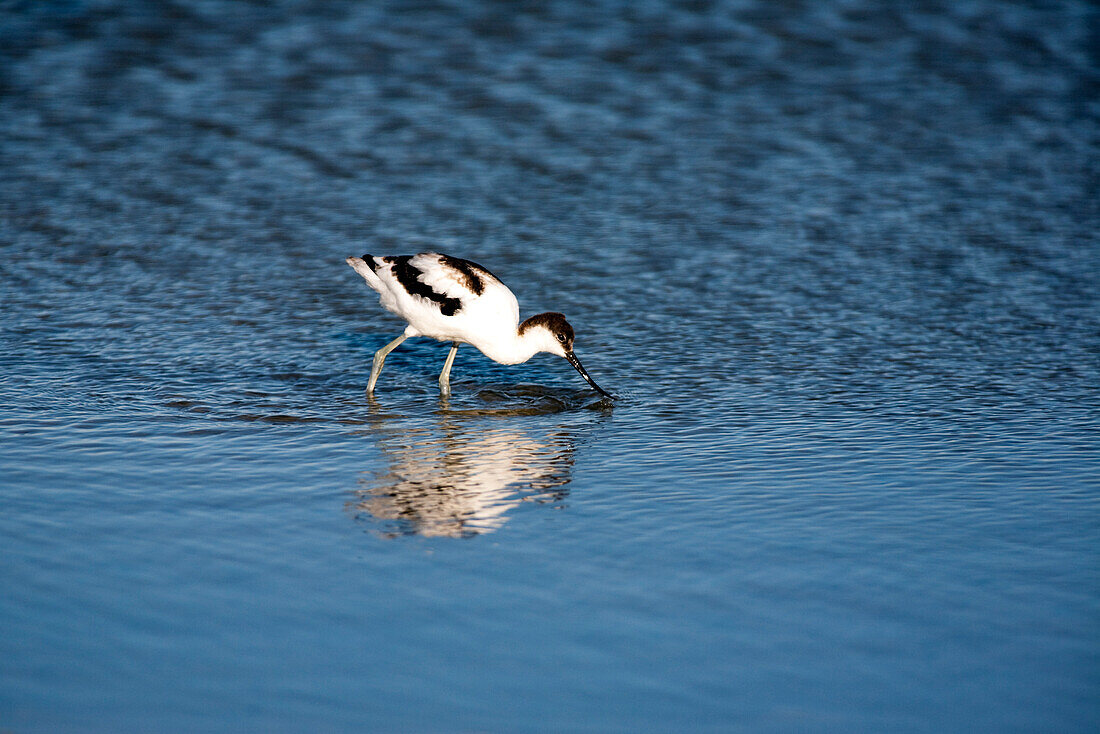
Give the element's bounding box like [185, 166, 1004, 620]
[346, 252, 613, 399]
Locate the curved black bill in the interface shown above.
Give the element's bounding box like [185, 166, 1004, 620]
[565, 351, 615, 400]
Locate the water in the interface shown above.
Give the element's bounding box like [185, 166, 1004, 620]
[1, 0, 1098, 731]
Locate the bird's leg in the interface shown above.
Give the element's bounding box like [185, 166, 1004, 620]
[367, 334, 408, 393]
[438, 342, 459, 396]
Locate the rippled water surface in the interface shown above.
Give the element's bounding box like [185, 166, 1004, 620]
[2, 1, 1098, 731]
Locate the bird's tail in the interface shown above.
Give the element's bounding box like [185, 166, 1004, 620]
[346, 253, 384, 292]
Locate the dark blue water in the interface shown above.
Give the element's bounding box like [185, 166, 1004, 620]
[2, 1, 1098, 731]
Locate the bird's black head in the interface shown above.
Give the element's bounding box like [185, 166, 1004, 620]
[520, 311, 574, 353]
[519, 311, 613, 399]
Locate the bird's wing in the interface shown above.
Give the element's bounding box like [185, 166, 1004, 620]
[413, 252, 520, 326]
[410, 253, 501, 303]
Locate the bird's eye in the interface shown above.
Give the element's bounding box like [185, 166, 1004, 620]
[556, 333, 567, 343]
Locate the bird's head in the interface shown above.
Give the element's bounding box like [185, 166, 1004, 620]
[520, 311, 574, 358]
[519, 312, 613, 399]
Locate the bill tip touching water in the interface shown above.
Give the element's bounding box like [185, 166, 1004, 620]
[346, 252, 614, 400]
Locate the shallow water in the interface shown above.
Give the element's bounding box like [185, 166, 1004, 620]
[1, 0, 1098, 731]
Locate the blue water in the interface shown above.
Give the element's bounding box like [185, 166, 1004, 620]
[2, 1, 1098, 731]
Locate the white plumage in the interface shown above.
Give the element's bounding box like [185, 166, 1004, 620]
[346, 252, 613, 398]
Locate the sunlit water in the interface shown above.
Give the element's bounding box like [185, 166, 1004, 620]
[2, 1, 1098, 731]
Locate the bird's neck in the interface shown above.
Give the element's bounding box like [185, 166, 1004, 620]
[477, 328, 543, 365]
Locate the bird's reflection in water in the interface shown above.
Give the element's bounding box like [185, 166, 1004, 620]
[350, 400, 579, 538]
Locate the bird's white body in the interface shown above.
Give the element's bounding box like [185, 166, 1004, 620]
[347, 253, 558, 364]
[346, 252, 612, 398]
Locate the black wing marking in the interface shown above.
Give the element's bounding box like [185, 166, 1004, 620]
[386, 255, 463, 317]
[437, 254, 499, 296]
